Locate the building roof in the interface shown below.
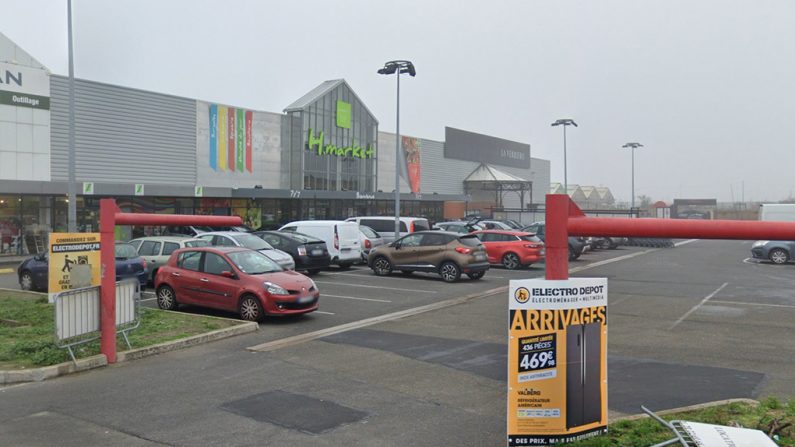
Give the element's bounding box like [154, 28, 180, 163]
[464, 163, 529, 183]
[0, 31, 48, 70]
[283, 79, 377, 122]
[580, 185, 596, 199]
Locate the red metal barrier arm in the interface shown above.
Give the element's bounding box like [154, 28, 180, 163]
[568, 217, 795, 241]
[99, 198, 242, 364]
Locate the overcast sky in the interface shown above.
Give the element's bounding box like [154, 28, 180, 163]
[3, 0, 794, 203]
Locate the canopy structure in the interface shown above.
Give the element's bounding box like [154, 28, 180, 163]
[464, 163, 533, 209]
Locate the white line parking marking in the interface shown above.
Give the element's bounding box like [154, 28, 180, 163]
[322, 294, 391, 303]
[669, 282, 729, 330]
[674, 239, 699, 247]
[141, 297, 156, 303]
[570, 248, 659, 273]
[711, 300, 795, 309]
[314, 311, 335, 315]
[314, 281, 436, 294]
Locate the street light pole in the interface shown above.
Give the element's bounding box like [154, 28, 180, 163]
[551, 119, 578, 193]
[67, 0, 77, 232]
[622, 142, 644, 211]
[378, 60, 416, 236]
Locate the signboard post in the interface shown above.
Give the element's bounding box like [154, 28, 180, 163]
[48, 233, 101, 302]
[508, 277, 608, 446]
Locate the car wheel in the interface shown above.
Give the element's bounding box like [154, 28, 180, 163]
[19, 270, 34, 291]
[502, 253, 521, 270]
[401, 270, 414, 275]
[467, 271, 485, 280]
[608, 238, 619, 249]
[769, 248, 789, 265]
[307, 269, 321, 276]
[239, 295, 265, 322]
[156, 285, 179, 311]
[439, 261, 461, 283]
[372, 256, 393, 276]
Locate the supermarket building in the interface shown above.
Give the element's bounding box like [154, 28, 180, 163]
[0, 32, 549, 257]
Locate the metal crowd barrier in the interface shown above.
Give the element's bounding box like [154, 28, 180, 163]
[54, 279, 141, 363]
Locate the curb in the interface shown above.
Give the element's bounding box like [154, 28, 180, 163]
[0, 355, 107, 385]
[0, 287, 47, 297]
[0, 320, 258, 385]
[614, 398, 760, 422]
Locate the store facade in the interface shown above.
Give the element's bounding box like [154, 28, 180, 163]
[0, 32, 549, 257]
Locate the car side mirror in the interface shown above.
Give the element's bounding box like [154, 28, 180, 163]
[221, 271, 236, 279]
[35, 254, 45, 261]
[393, 242, 401, 250]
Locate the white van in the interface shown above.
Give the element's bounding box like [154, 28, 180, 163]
[759, 204, 795, 222]
[278, 220, 361, 268]
[345, 216, 430, 243]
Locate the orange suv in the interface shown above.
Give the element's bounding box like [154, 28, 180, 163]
[367, 231, 489, 282]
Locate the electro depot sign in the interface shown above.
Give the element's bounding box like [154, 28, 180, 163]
[508, 278, 608, 446]
[48, 233, 101, 301]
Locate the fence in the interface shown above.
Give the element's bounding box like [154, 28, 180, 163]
[491, 207, 639, 226]
[54, 279, 141, 363]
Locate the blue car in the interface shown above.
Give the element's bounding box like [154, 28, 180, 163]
[17, 242, 148, 292]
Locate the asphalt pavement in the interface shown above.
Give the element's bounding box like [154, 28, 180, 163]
[1, 240, 794, 446]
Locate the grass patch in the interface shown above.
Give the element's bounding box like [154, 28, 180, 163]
[568, 399, 794, 446]
[0, 291, 243, 368]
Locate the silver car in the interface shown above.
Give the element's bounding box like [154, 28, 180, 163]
[196, 231, 296, 270]
[129, 236, 208, 282]
[359, 225, 385, 263]
[751, 240, 795, 264]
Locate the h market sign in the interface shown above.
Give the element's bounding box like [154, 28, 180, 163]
[307, 128, 375, 159]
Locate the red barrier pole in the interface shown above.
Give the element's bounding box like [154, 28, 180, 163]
[568, 216, 795, 240]
[99, 198, 118, 363]
[545, 194, 571, 280]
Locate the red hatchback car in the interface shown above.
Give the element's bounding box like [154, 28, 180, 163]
[472, 230, 545, 270]
[155, 247, 319, 322]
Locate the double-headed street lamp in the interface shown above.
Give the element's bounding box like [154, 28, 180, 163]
[378, 60, 416, 235]
[551, 118, 578, 192]
[622, 142, 644, 210]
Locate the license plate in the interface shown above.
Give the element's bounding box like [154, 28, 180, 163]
[311, 249, 322, 256]
[475, 253, 486, 260]
[298, 295, 314, 304]
[341, 248, 351, 252]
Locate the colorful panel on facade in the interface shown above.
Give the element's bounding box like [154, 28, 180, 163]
[207, 104, 254, 173]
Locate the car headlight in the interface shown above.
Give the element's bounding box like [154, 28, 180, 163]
[752, 241, 769, 247]
[308, 278, 317, 290]
[264, 281, 288, 295]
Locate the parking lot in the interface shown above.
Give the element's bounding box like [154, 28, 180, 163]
[1, 239, 794, 446]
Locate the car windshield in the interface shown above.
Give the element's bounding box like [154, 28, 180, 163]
[227, 250, 281, 274]
[360, 225, 379, 238]
[231, 234, 272, 250]
[520, 235, 542, 243]
[458, 235, 482, 247]
[115, 243, 139, 260]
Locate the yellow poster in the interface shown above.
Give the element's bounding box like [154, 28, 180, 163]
[48, 233, 101, 301]
[507, 278, 608, 446]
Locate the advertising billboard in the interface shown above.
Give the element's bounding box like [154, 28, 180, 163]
[401, 136, 421, 193]
[48, 233, 101, 302]
[507, 277, 608, 446]
[445, 127, 530, 169]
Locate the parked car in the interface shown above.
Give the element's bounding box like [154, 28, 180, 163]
[253, 230, 330, 275]
[128, 236, 208, 282]
[522, 222, 586, 262]
[474, 219, 514, 230]
[435, 221, 483, 234]
[472, 230, 545, 269]
[18, 242, 148, 292]
[154, 247, 319, 322]
[751, 240, 795, 264]
[367, 231, 489, 282]
[345, 216, 430, 243]
[195, 232, 295, 270]
[589, 236, 625, 250]
[358, 225, 385, 263]
[278, 220, 361, 268]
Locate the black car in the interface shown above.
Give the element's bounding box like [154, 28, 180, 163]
[253, 231, 331, 275]
[521, 222, 587, 262]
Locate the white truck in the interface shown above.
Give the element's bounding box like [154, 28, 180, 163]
[758, 204, 795, 222]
